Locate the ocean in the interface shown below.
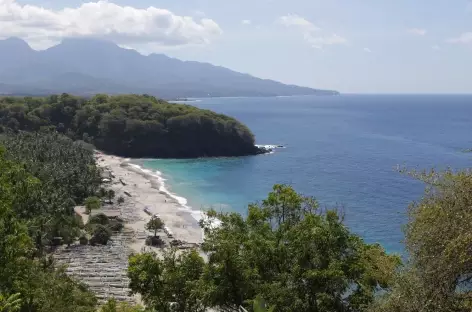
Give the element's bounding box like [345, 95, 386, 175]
[142, 94, 472, 253]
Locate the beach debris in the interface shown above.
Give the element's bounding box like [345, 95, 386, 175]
[102, 178, 111, 183]
[119, 178, 127, 186]
[124, 191, 132, 197]
[143, 207, 152, 215]
[170, 239, 182, 247]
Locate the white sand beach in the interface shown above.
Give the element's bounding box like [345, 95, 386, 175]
[94, 152, 204, 253]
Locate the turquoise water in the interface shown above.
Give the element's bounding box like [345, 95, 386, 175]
[143, 95, 472, 253]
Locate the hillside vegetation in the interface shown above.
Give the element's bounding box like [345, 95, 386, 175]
[0, 93, 262, 158]
[0, 133, 100, 312]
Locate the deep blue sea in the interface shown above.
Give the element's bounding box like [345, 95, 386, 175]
[142, 95, 472, 253]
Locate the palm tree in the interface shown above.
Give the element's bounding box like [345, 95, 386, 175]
[0, 293, 21, 312]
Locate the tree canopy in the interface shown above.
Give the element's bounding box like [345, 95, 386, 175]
[0, 145, 97, 312]
[145, 217, 164, 237]
[0, 93, 263, 158]
[128, 185, 401, 312]
[0, 132, 101, 253]
[371, 169, 472, 312]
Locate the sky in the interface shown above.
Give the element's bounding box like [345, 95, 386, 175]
[1, 0, 472, 93]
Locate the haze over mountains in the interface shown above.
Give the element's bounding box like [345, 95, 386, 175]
[0, 37, 337, 99]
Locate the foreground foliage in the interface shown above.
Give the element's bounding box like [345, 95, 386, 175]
[128, 250, 205, 312]
[0, 293, 21, 312]
[129, 185, 400, 312]
[0, 146, 97, 312]
[0, 93, 261, 158]
[371, 169, 472, 312]
[100, 299, 144, 312]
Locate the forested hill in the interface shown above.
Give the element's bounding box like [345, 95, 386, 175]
[0, 93, 263, 158]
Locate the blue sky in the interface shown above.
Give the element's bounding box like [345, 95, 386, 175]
[4, 0, 472, 93]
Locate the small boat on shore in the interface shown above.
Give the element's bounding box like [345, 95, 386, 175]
[163, 226, 174, 238]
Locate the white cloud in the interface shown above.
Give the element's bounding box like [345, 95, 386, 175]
[279, 14, 319, 32]
[305, 33, 347, 49]
[448, 32, 472, 44]
[363, 47, 372, 53]
[241, 20, 252, 25]
[0, 0, 223, 50]
[408, 28, 427, 36]
[278, 14, 346, 49]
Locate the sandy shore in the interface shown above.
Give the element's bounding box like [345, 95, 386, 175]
[94, 152, 203, 253]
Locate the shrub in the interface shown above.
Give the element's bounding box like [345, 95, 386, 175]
[109, 220, 124, 232]
[90, 225, 111, 246]
[88, 213, 109, 226]
[85, 196, 101, 214]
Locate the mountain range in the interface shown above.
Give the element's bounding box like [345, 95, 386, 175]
[0, 37, 338, 99]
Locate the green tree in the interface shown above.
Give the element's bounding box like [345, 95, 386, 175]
[0, 147, 35, 291]
[145, 217, 164, 237]
[128, 250, 205, 312]
[89, 213, 110, 226]
[199, 184, 400, 312]
[85, 196, 101, 214]
[128, 185, 399, 312]
[0, 145, 97, 312]
[14, 265, 97, 312]
[372, 169, 472, 312]
[90, 224, 111, 245]
[0, 132, 101, 249]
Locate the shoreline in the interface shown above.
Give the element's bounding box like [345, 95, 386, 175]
[95, 152, 204, 253]
[126, 161, 204, 225]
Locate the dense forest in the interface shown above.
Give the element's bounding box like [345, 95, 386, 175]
[0, 132, 100, 312]
[0, 93, 264, 158]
